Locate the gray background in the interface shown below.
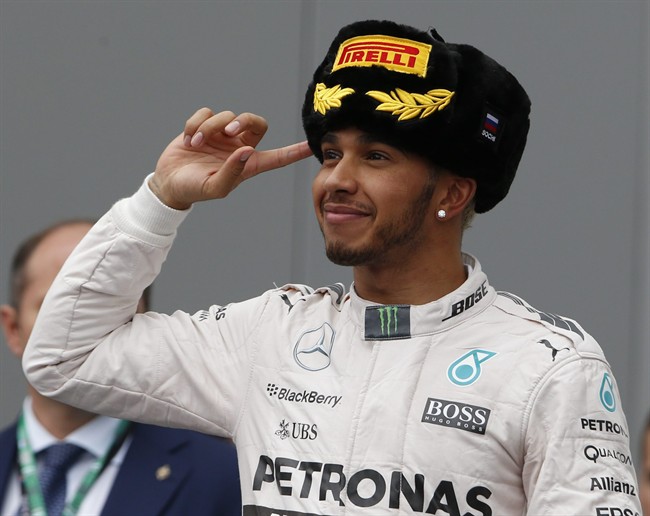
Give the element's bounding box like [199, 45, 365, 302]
[1, 0, 648, 469]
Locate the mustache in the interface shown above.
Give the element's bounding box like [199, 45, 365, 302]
[321, 193, 374, 215]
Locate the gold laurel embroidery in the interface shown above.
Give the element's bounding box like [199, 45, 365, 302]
[313, 83, 355, 115]
[365, 88, 455, 121]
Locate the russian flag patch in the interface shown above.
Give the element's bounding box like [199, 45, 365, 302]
[484, 113, 499, 132]
[479, 108, 504, 146]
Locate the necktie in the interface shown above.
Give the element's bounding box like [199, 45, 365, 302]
[38, 443, 85, 516]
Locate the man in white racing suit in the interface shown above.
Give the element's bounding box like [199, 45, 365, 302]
[23, 20, 641, 516]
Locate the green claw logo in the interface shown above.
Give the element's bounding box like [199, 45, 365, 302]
[378, 306, 399, 337]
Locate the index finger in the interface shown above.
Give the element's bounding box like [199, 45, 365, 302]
[245, 141, 313, 177]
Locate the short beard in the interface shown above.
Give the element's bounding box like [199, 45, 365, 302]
[323, 177, 436, 267]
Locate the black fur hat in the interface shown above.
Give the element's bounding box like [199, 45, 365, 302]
[302, 20, 531, 213]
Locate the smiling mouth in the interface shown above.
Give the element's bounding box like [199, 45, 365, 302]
[322, 202, 371, 224]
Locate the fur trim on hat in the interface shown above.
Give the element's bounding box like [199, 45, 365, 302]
[302, 20, 531, 213]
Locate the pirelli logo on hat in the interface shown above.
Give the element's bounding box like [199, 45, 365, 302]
[333, 35, 432, 77]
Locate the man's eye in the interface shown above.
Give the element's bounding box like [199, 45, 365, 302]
[367, 151, 388, 160]
[322, 149, 340, 160]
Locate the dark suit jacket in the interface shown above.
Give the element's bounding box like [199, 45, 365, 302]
[0, 420, 241, 515]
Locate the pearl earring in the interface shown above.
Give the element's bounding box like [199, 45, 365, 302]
[437, 209, 447, 220]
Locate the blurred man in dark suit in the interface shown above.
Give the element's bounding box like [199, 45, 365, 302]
[0, 220, 241, 515]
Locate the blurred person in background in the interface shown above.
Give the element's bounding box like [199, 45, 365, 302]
[0, 219, 241, 515]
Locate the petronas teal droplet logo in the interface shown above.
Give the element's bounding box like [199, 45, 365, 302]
[599, 373, 616, 412]
[447, 349, 497, 386]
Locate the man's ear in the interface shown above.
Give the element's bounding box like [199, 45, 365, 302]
[0, 304, 24, 358]
[436, 176, 477, 220]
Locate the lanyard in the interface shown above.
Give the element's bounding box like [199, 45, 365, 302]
[16, 413, 131, 516]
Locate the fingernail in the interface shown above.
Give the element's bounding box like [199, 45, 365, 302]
[183, 134, 191, 147]
[240, 151, 252, 162]
[225, 120, 240, 134]
[190, 132, 204, 147]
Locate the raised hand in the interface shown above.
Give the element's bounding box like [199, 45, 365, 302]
[149, 108, 313, 210]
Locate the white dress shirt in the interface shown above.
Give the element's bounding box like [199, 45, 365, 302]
[1, 397, 132, 516]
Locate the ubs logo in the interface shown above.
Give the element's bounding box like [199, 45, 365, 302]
[293, 323, 335, 371]
[275, 419, 318, 441]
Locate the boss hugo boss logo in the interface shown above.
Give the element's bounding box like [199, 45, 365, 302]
[421, 398, 491, 435]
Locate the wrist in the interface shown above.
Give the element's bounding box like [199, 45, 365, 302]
[111, 174, 192, 246]
[147, 176, 192, 211]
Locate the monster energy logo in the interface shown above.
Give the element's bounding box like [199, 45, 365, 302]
[378, 306, 399, 336]
[365, 305, 411, 340]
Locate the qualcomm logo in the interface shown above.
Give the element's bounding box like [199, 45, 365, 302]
[599, 373, 616, 412]
[293, 323, 335, 371]
[447, 349, 496, 386]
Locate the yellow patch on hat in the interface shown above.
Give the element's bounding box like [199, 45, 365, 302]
[333, 35, 432, 77]
[313, 83, 355, 115]
[366, 88, 455, 121]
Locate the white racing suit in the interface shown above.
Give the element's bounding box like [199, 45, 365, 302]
[24, 179, 641, 516]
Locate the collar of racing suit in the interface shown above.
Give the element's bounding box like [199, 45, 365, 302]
[347, 253, 496, 340]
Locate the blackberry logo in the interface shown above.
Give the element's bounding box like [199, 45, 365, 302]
[267, 383, 280, 396]
[265, 383, 342, 408]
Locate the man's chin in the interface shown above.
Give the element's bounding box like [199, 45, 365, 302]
[325, 242, 375, 267]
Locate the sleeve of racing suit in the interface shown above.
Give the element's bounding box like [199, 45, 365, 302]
[22, 175, 267, 437]
[522, 352, 642, 516]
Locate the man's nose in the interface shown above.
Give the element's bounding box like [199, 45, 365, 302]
[323, 158, 358, 194]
